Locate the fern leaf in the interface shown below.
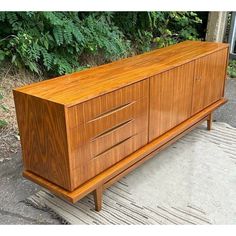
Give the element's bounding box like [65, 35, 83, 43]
[53, 26, 64, 45]
[0, 12, 6, 22]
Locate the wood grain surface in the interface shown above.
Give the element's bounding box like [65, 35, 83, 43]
[191, 48, 228, 114]
[14, 41, 228, 107]
[149, 62, 195, 141]
[13, 91, 72, 190]
[67, 80, 149, 189]
[14, 41, 229, 197]
[23, 98, 227, 203]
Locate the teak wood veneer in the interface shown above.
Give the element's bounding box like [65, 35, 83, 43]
[13, 41, 229, 211]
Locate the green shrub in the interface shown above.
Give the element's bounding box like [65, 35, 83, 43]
[228, 60, 236, 78]
[0, 12, 131, 76]
[113, 12, 202, 52]
[0, 12, 202, 76]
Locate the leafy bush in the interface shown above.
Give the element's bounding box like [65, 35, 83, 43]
[228, 60, 236, 78]
[113, 12, 202, 52]
[0, 12, 203, 76]
[0, 12, 131, 76]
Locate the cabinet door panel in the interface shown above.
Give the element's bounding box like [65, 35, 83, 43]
[191, 48, 228, 114]
[149, 62, 195, 141]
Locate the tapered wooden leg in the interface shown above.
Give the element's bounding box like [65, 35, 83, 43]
[207, 113, 212, 130]
[93, 186, 103, 211]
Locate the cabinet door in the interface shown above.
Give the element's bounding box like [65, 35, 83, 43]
[191, 48, 228, 115]
[67, 80, 149, 189]
[149, 62, 195, 141]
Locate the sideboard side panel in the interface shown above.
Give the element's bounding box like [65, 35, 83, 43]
[13, 91, 72, 190]
[149, 62, 195, 141]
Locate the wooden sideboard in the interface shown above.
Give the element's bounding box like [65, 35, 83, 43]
[13, 41, 229, 211]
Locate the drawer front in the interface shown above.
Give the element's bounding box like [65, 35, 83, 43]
[67, 80, 149, 189]
[68, 80, 148, 126]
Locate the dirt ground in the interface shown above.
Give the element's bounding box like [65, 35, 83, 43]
[0, 68, 59, 224]
[0, 68, 235, 224]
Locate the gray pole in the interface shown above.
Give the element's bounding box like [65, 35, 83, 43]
[206, 12, 228, 43]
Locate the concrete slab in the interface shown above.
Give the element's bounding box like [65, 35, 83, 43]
[0, 149, 60, 224]
[214, 78, 236, 127]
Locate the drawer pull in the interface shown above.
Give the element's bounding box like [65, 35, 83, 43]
[93, 134, 136, 159]
[88, 101, 136, 123]
[91, 119, 134, 141]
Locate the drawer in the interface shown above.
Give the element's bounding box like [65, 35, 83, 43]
[72, 130, 148, 188]
[68, 80, 148, 126]
[66, 80, 149, 188]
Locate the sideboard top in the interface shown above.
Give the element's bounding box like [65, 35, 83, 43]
[14, 40, 228, 107]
